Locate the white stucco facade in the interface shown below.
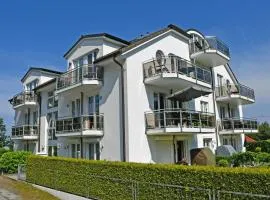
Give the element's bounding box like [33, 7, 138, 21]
[10, 25, 258, 164]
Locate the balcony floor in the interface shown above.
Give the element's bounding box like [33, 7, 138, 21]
[56, 130, 103, 137]
[216, 94, 255, 105]
[146, 127, 215, 135]
[144, 73, 211, 90]
[190, 50, 230, 67]
[11, 135, 38, 140]
[56, 80, 102, 95]
[219, 129, 258, 135]
[13, 102, 37, 109]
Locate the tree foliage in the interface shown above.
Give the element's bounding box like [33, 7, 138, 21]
[247, 121, 270, 141]
[0, 118, 6, 148]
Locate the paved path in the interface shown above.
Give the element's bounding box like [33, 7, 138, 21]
[0, 188, 21, 200]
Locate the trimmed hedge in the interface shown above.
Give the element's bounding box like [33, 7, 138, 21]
[26, 156, 270, 199]
[246, 140, 270, 153]
[0, 151, 31, 173]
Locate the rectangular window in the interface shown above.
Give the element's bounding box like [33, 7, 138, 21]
[88, 95, 99, 114]
[72, 101, 75, 117]
[200, 101, 209, 113]
[88, 143, 100, 160]
[33, 111, 38, 125]
[71, 144, 80, 158]
[203, 138, 212, 148]
[76, 99, 81, 116]
[47, 91, 58, 109]
[220, 106, 226, 119]
[88, 53, 93, 65]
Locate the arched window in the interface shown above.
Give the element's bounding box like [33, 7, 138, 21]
[156, 50, 165, 66]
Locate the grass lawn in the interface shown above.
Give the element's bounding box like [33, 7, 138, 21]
[0, 176, 59, 200]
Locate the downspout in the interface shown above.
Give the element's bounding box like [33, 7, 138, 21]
[113, 56, 126, 162]
[38, 93, 41, 152]
[211, 68, 219, 147]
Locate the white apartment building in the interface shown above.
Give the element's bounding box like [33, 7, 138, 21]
[10, 24, 258, 164]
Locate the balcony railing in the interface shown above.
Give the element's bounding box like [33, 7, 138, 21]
[143, 56, 212, 84]
[10, 91, 37, 107]
[190, 36, 230, 58]
[56, 114, 104, 134]
[219, 118, 258, 132]
[56, 65, 103, 90]
[215, 84, 255, 100]
[11, 125, 39, 138]
[145, 109, 215, 131]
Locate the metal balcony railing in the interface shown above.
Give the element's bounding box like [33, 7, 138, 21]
[10, 91, 37, 107]
[190, 36, 230, 58]
[56, 114, 104, 134]
[143, 56, 212, 84]
[219, 118, 258, 131]
[56, 65, 104, 90]
[145, 109, 215, 131]
[215, 84, 255, 100]
[11, 125, 39, 138]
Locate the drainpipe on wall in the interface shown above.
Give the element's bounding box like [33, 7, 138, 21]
[211, 67, 219, 148]
[37, 93, 41, 152]
[113, 56, 126, 162]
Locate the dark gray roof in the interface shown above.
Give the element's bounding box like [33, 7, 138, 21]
[21, 67, 63, 82]
[63, 33, 130, 58]
[94, 24, 191, 63]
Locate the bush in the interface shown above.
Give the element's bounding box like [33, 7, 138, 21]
[246, 140, 270, 153]
[26, 156, 270, 200]
[0, 148, 10, 158]
[255, 147, 262, 152]
[0, 151, 31, 173]
[216, 156, 232, 165]
[217, 159, 229, 167]
[231, 151, 256, 166]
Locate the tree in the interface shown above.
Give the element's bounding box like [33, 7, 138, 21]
[248, 121, 270, 141]
[0, 118, 6, 148]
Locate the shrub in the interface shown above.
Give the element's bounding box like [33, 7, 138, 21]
[0, 151, 31, 173]
[216, 156, 232, 165]
[217, 159, 229, 167]
[231, 151, 256, 166]
[246, 140, 270, 153]
[26, 156, 270, 200]
[0, 148, 10, 158]
[255, 147, 262, 152]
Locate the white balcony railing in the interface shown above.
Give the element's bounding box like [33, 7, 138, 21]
[56, 114, 104, 135]
[143, 56, 212, 84]
[219, 118, 258, 132]
[10, 91, 37, 107]
[145, 109, 215, 131]
[56, 65, 103, 91]
[11, 125, 39, 138]
[215, 84, 255, 101]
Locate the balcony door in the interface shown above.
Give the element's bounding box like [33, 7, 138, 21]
[217, 74, 223, 96]
[175, 140, 187, 163]
[154, 93, 165, 127]
[71, 144, 81, 158]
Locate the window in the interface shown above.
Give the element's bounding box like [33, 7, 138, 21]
[203, 138, 212, 148]
[220, 106, 226, 119]
[33, 111, 38, 125]
[26, 79, 39, 91]
[89, 143, 100, 160]
[47, 112, 57, 140]
[200, 101, 209, 113]
[88, 95, 99, 114]
[71, 144, 81, 158]
[47, 91, 58, 109]
[76, 99, 81, 116]
[72, 101, 75, 117]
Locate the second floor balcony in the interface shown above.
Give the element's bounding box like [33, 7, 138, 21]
[215, 84, 255, 105]
[56, 114, 104, 137]
[9, 91, 37, 109]
[145, 109, 215, 135]
[11, 125, 39, 140]
[56, 65, 103, 94]
[190, 36, 230, 66]
[143, 56, 212, 90]
[219, 118, 258, 134]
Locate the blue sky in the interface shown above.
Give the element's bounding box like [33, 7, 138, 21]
[1, 0, 270, 133]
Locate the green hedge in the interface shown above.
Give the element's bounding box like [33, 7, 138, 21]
[0, 151, 31, 173]
[246, 140, 270, 153]
[26, 156, 270, 200]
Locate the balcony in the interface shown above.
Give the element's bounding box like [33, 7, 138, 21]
[11, 125, 39, 140]
[56, 114, 104, 137]
[145, 109, 215, 135]
[190, 36, 230, 66]
[56, 65, 103, 94]
[219, 118, 258, 134]
[10, 91, 37, 109]
[215, 84, 255, 105]
[143, 56, 212, 90]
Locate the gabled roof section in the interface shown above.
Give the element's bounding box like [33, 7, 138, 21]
[34, 78, 56, 92]
[95, 24, 191, 63]
[21, 67, 63, 82]
[63, 33, 130, 58]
